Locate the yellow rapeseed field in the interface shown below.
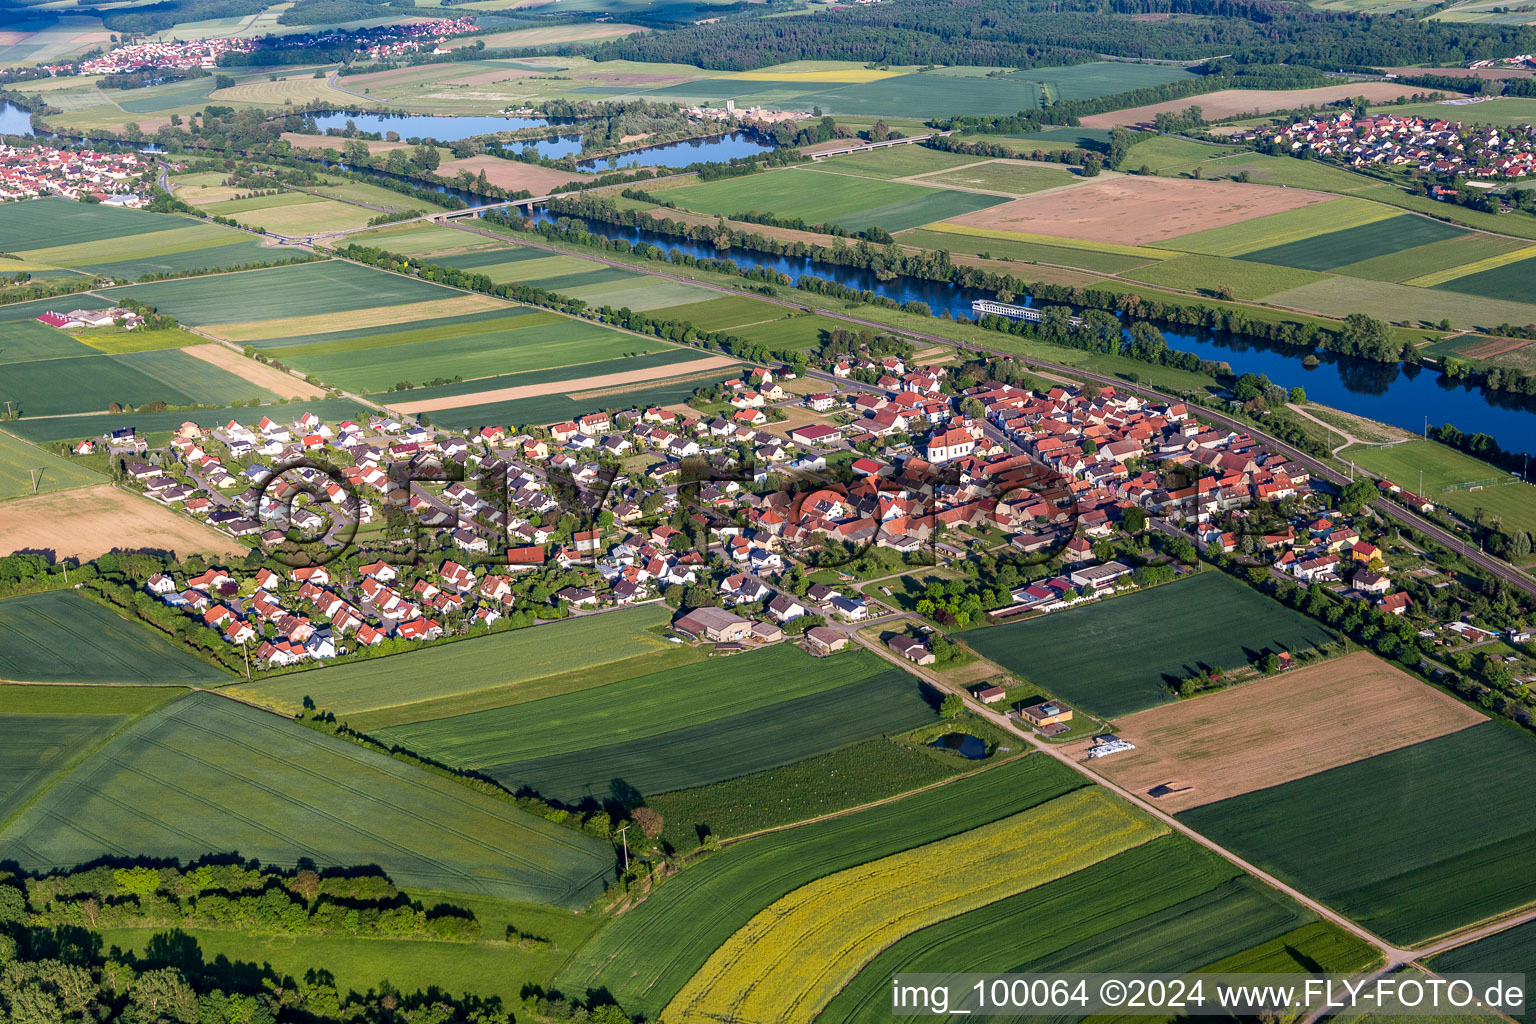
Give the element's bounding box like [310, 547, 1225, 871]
[663, 787, 1165, 1024]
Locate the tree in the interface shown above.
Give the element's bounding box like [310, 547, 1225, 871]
[630, 806, 665, 839]
[940, 693, 965, 718]
[1338, 479, 1377, 515]
[1121, 507, 1147, 534]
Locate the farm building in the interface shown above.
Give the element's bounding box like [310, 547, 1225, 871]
[888, 635, 935, 666]
[805, 626, 848, 655]
[674, 606, 753, 643]
[974, 684, 1008, 704]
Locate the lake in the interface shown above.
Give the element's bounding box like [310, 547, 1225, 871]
[931, 733, 988, 759]
[309, 110, 553, 139]
[519, 206, 1536, 458]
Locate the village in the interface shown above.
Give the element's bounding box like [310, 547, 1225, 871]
[1235, 110, 1536, 182]
[62, 37, 259, 77]
[54, 325, 1507, 683]
[0, 142, 149, 203]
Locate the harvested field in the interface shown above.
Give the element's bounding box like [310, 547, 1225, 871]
[1067, 651, 1486, 812]
[202, 294, 505, 342]
[181, 344, 325, 399]
[940, 176, 1331, 246]
[392, 353, 736, 412]
[435, 156, 590, 193]
[1080, 83, 1425, 127]
[1459, 335, 1536, 359]
[0, 485, 243, 560]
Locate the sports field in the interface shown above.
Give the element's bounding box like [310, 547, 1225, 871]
[1343, 440, 1536, 535]
[0, 693, 613, 907]
[558, 755, 1085, 1019]
[0, 429, 104, 499]
[1179, 721, 1536, 944]
[477, 664, 937, 804]
[822, 838, 1377, 1022]
[666, 788, 1162, 1024]
[649, 168, 1008, 233]
[962, 572, 1336, 719]
[229, 605, 674, 717]
[1071, 651, 1486, 812]
[0, 591, 228, 685]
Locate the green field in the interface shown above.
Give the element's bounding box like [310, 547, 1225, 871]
[1120, 135, 1246, 175]
[0, 591, 229, 685]
[0, 713, 127, 825]
[373, 644, 884, 767]
[808, 145, 983, 180]
[1429, 918, 1536, 992]
[0, 428, 105, 499]
[230, 605, 674, 717]
[202, 191, 382, 234]
[647, 737, 963, 851]
[1180, 722, 1536, 945]
[1162, 197, 1394, 258]
[822, 837, 1375, 1022]
[1124, 253, 1331, 299]
[557, 755, 1085, 1019]
[288, 317, 680, 394]
[1343, 439, 1536, 536]
[476, 663, 938, 804]
[648, 294, 784, 331]
[896, 226, 1161, 274]
[1, 397, 378, 445]
[1328, 233, 1529, 283]
[961, 572, 1335, 719]
[919, 160, 1080, 195]
[651, 168, 1008, 233]
[728, 314, 844, 350]
[0, 197, 192, 251]
[372, 348, 718, 404]
[1266, 273, 1536, 330]
[425, 368, 740, 430]
[102, 259, 461, 326]
[0, 693, 613, 907]
[1435, 253, 1536, 304]
[1237, 214, 1467, 272]
[254, 307, 539, 352]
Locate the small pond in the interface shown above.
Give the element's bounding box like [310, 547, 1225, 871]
[930, 733, 988, 760]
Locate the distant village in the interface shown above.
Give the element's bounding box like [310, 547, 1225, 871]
[61, 37, 258, 76]
[0, 143, 148, 204]
[1234, 110, 1536, 182]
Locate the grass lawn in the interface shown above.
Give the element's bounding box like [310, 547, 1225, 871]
[1343, 439, 1536, 535]
[229, 605, 674, 717]
[0, 429, 105, 499]
[557, 755, 1084, 1020]
[1179, 722, 1536, 945]
[0, 693, 613, 907]
[96, 892, 599, 1006]
[0, 591, 228, 685]
[960, 572, 1335, 719]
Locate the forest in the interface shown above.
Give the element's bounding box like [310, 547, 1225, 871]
[587, 0, 1536, 71]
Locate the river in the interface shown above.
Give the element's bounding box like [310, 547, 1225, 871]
[0, 101, 34, 135]
[519, 207, 1536, 458]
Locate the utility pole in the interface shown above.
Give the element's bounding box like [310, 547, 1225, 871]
[28, 469, 40, 495]
[615, 823, 630, 872]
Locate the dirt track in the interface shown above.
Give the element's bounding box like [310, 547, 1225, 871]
[1061, 650, 1487, 812]
[183, 344, 325, 400]
[392, 355, 738, 413]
